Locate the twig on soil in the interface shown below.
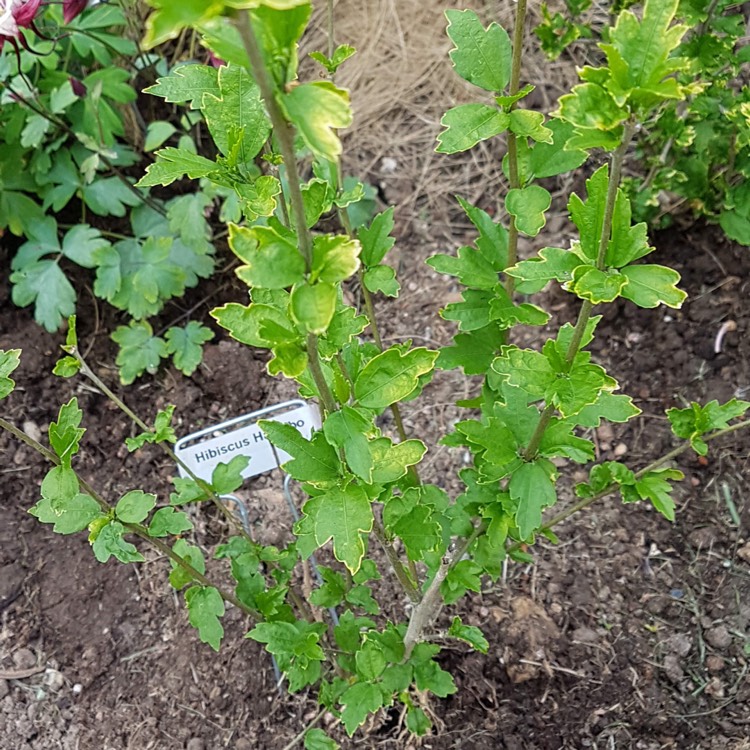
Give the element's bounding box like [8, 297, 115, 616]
[0, 666, 45, 680]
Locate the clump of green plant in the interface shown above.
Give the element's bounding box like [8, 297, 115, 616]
[2, 1, 218, 382]
[2, 0, 750, 746]
[534, 0, 750, 245]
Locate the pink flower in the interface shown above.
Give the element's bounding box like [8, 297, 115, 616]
[0, 0, 42, 42]
[63, 0, 86, 24]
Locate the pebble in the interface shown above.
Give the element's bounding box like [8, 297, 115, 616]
[705, 625, 732, 650]
[613, 442, 628, 457]
[44, 669, 64, 692]
[663, 653, 683, 684]
[12, 648, 36, 670]
[22, 420, 42, 443]
[0, 680, 8, 699]
[666, 633, 692, 657]
[186, 739, 205, 750]
[571, 627, 599, 644]
[706, 655, 725, 672]
[737, 542, 750, 564]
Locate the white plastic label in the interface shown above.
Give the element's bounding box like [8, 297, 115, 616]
[175, 402, 320, 483]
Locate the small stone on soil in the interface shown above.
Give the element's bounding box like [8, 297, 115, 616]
[0, 680, 8, 699]
[737, 542, 750, 563]
[663, 654, 684, 684]
[704, 625, 732, 650]
[12, 648, 35, 670]
[186, 739, 205, 750]
[706, 655, 725, 672]
[666, 633, 693, 657]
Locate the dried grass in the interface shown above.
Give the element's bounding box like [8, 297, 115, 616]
[301, 0, 579, 239]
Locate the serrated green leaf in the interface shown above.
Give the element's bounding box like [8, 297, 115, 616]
[49, 398, 85, 466]
[393, 505, 441, 562]
[261, 422, 341, 483]
[506, 185, 551, 236]
[165, 322, 214, 376]
[144, 63, 219, 109]
[369, 438, 426, 485]
[29, 493, 102, 535]
[0, 349, 21, 399]
[211, 455, 250, 495]
[448, 616, 489, 653]
[569, 165, 609, 262]
[229, 224, 306, 289]
[212, 301, 298, 349]
[571, 265, 628, 303]
[311, 235, 361, 283]
[304, 728, 339, 750]
[111, 321, 168, 385]
[169, 539, 206, 589]
[510, 460, 557, 539]
[605, 189, 652, 268]
[115, 490, 157, 524]
[556, 83, 628, 135]
[406, 706, 431, 736]
[10, 260, 76, 333]
[445, 9, 511, 91]
[61, 225, 110, 268]
[442, 289, 494, 331]
[358, 207, 395, 267]
[185, 585, 225, 651]
[282, 81, 352, 161]
[136, 148, 217, 187]
[575, 390, 641, 427]
[340, 682, 383, 735]
[355, 347, 437, 409]
[300, 485, 373, 573]
[41, 465, 79, 510]
[620, 264, 687, 308]
[528, 119, 588, 179]
[436, 324, 505, 375]
[355, 641, 386, 681]
[436, 104, 509, 154]
[126, 405, 177, 451]
[143, 0, 224, 48]
[363, 264, 400, 297]
[291, 282, 337, 334]
[667, 399, 750, 455]
[202, 64, 271, 161]
[509, 109, 553, 143]
[148, 507, 194, 537]
[634, 469, 683, 521]
[92, 520, 145, 563]
[323, 406, 373, 482]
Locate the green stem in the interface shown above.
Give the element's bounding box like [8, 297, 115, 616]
[503, 0, 528, 298]
[522, 122, 637, 460]
[509, 417, 750, 555]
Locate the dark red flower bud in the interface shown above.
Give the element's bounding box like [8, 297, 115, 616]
[69, 76, 87, 97]
[63, 0, 87, 24]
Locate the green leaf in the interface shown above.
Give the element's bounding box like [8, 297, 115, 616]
[41, 465, 79, 509]
[369, 439, 426, 485]
[165, 322, 214, 376]
[448, 616, 489, 653]
[358, 207, 395, 266]
[111, 321, 168, 385]
[445, 9, 512, 91]
[144, 120, 177, 151]
[436, 104, 509, 154]
[620, 264, 687, 308]
[392, 505, 441, 562]
[282, 81, 352, 161]
[667, 399, 750, 455]
[211, 455, 250, 494]
[300, 485, 373, 573]
[528, 119, 588, 179]
[202, 64, 271, 160]
[406, 706, 432, 737]
[144, 63, 219, 109]
[323, 406, 373, 482]
[363, 265, 400, 297]
[575, 390, 641, 427]
[126, 405, 177, 451]
[571, 266, 628, 303]
[115, 490, 157, 524]
[49, 398, 85, 466]
[311, 235, 361, 283]
[441, 559, 483, 604]
[355, 641, 386, 680]
[555, 83, 627, 135]
[10, 260, 76, 333]
[185, 585, 225, 651]
[339, 682, 383, 736]
[143, 0, 223, 48]
[0, 349, 21, 399]
[304, 729, 338, 750]
[229, 224, 306, 290]
[354, 347, 438, 409]
[212, 301, 298, 349]
[169, 539, 206, 589]
[509, 109, 553, 143]
[92, 521, 145, 563]
[290, 282, 337, 334]
[569, 165, 609, 261]
[605, 189, 652, 268]
[509, 460, 557, 539]
[260, 422, 341, 483]
[436, 324, 505, 375]
[634, 469, 683, 521]
[136, 148, 217, 187]
[148, 507, 194, 537]
[506, 185, 551, 236]
[29, 493, 102, 535]
[410, 643, 457, 697]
